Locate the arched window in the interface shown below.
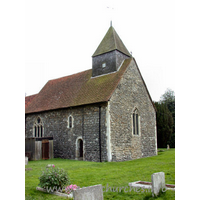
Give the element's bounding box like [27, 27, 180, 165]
[33, 117, 44, 137]
[133, 109, 140, 135]
[68, 115, 74, 128]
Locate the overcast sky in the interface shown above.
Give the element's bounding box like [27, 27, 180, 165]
[24, 0, 198, 101]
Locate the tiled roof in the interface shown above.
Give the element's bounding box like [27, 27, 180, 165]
[92, 26, 131, 57]
[25, 58, 132, 114]
[25, 94, 37, 109]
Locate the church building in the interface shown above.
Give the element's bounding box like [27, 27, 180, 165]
[25, 25, 157, 162]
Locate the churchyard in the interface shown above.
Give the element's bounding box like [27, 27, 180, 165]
[25, 148, 175, 200]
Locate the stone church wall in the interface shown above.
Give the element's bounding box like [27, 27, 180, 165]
[25, 103, 108, 162]
[109, 59, 157, 161]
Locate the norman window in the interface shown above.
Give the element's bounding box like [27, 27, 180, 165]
[33, 117, 44, 137]
[133, 109, 140, 135]
[68, 115, 74, 128]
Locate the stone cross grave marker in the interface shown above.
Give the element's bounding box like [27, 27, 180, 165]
[73, 184, 103, 200]
[151, 172, 165, 197]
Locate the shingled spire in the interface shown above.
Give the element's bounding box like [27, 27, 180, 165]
[92, 25, 131, 77]
[92, 26, 131, 57]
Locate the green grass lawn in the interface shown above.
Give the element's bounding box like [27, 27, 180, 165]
[25, 149, 175, 200]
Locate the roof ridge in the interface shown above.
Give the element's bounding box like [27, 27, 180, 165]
[112, 27, 117, 50]
[50, 68, 92, 82]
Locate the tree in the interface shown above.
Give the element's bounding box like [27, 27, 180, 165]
[160, 88, 175, 103]
[160, 88, 175, 147]
[160, 88, 175, 119]
[155, 102, 173, 148]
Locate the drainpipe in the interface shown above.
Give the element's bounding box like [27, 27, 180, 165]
[99, 106, 102, 162]
[82, 107, 84, 160]
[82, 107, 84, 137]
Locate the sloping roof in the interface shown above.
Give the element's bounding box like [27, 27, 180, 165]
[92, 26, 131, 57]
[25, 94, 37, 109]
[25, 58, 132, 114]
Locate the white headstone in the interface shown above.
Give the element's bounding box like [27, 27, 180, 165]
[73, 184, 103, 200]
[46, 164, 55, 168]
[25, 157, 28, 165]
[151, 172, 165, 197]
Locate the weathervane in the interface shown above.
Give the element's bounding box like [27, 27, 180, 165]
[107, 4, 114, 27]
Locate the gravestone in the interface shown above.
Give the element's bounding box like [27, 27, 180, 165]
[46, 164, 55, 168]
[151, 172, 165, 197]
[73, 184, 103, 200]
[25, 168, 32, 171]
[25, 157, 28, 165]
[167, 144, 170, 149]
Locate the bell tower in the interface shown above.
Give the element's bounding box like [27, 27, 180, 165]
[92, 25, 131, 77]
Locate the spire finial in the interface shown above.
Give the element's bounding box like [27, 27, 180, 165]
[107, 5, 114, 27]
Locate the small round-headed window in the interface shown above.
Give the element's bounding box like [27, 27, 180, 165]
[102, 62, 106, 68]
[68, 115, 74, 128]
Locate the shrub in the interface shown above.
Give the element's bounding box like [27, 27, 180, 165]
[38, 165, 70, 192]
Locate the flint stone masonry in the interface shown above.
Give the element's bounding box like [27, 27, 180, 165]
[109, 59, 157, 161]
[151, 172, 165, 197]
[26, 104, 107, 162]
[73, 184, 103, 200]
[25, 58, 157, 162]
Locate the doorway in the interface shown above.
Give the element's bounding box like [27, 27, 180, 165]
[79, 139, 83, 157]
[42, 139, 49, 160]
[76, 137, 84, 160]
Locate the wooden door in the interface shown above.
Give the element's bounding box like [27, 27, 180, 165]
[42, 140, 49, 160]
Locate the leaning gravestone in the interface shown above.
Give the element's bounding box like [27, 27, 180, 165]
[73, 184, 103, 200]
[151, 172, 165, 197]
[25, 157, 28, 165]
